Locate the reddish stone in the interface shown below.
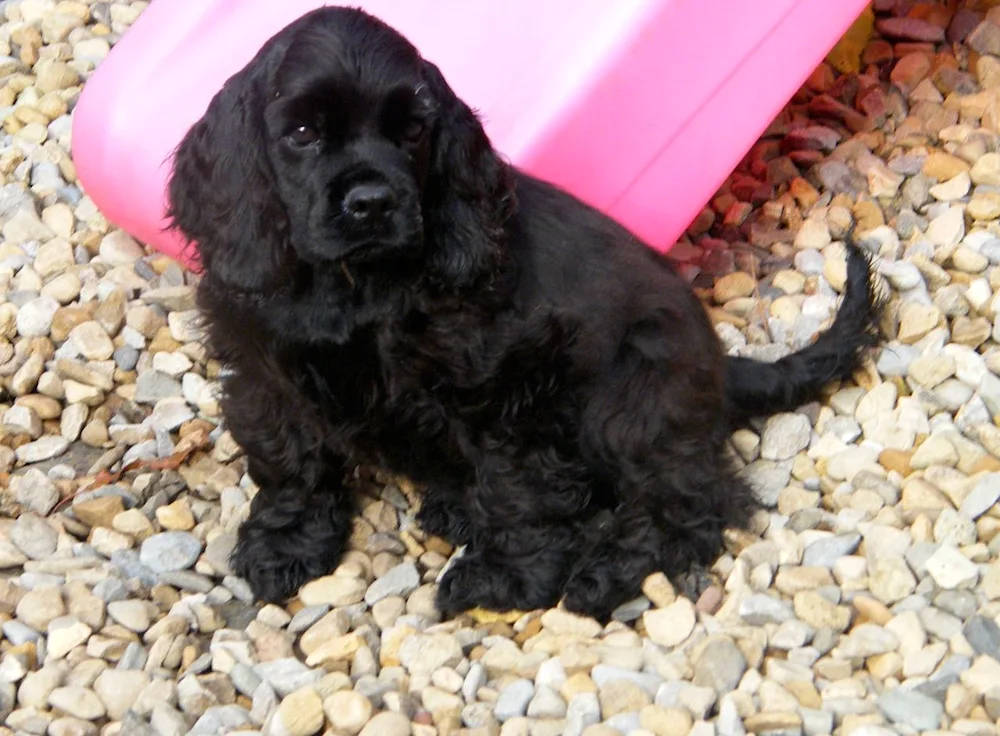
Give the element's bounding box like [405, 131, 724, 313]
[863, 39, 895, 66]
[789, 149, 825, 167]
[877, 17, 946, 42]
[947, 8, 984, 44]
[856, 85, 888, 125]
[890, 52, 933, 95]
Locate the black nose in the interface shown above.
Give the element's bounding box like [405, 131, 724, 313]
[343, 184, 396, 221]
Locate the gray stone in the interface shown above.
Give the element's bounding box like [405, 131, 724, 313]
[364, 561, 420, 605]
[158, 571, 214, 593]
[877, 343, 919, 376]
[118, 642, 148, 670]
[591, 665, 662, 696]
[717, 697, 746, 736]
[920, 607, 963, 641]
[16, 296, 60, 337]
[253, 658, 321, 698]
[611, 596, 650, 623]
[960, 473, 1000, 519]
[463, 662, 487, 704]
[760, 413, 811, 461]
[10, 513, 58, 560]
[134, 371, 183, 404]
[287, 604, 330, 634]
[605, 712, 643, 733]
[802, 533, 861, 567]
[963, 615, 1000, 657]
[110, 550, 159, 588]
[16, 436, 70, 464]
[693, 637, 746, 694]
[800, 708, 834, 736]
[189, 705, 253, 735]
[565, 693, 601, 736]
[92, 577, 129, 602]
[2, 620, 40, 646]
[113, 345, 140, 371]
[838, 624, 900, 658]
[877, 688, 944, 731]
[739, 593, 794, 625]
[494, 678, 534, 722]
[934, 590, 977, 620]
[526, 684, 566, 719]
[10, 470, 59, 515]
[139, 532, 203, 573]
[744, 459, 793, 506]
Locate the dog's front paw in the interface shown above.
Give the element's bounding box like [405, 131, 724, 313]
[416, 493, 472, 545]
[231, 552, 310, 603]
[561, 567, 627, 622]
[435, 552, 561, 615]
[231, 522, 343, 603]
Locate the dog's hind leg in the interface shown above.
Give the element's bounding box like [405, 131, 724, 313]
[562, 309, 759, 620]
[561, 454, 756, 620]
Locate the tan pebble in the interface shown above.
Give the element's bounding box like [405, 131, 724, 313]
[466, 608, 524, 625]
[539, 609, 602, 638]
[794, 590, 850, 631]
[867, 651, 903, 679]
[275, 686, 324, 736]
[713, 272, 756, 304]
[71, 496, 123, 528]
[923, 150, 970, 180]
[581, 727, 622, 736]
[643, 598, 696, 647]
[155, 498, 195, 531]
[946, 682, 976, 719]
[640, 704, 693, 736]
[370, 597, 405, 630]
[305, 631, 365, 668]
[878, 448, 913, 477]
[80, 418, 109, 447]
[744, 712, 803, 734]
[324, 690, 373, 735]
[299, 609, 351, 656]
[641, 572, 676, 608]
[785, 680, 822, 709]
[599, 680, 651, 717]
[560, 672, 597, 701]
[851, 595, 892, 625]
[297, 575, 366, 607]
[358, 711, 412, 736]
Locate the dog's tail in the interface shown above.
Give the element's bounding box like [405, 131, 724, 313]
[724, 239, 883, 426]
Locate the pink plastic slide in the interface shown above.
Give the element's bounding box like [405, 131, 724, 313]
[72, 0, 870, 267]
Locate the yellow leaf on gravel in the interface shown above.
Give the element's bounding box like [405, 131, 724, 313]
[827, 5, 875, 75]
[467, 607, 525, 624]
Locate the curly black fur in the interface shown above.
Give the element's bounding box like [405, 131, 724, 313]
[167, 7, 883, 620]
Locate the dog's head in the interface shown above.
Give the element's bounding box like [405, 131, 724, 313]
[168, 7, 514, 297]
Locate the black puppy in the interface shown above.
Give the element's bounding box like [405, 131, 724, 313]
[167, 7, 881, 619]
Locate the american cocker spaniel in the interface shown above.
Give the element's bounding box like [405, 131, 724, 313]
[167, 7, 881, 620]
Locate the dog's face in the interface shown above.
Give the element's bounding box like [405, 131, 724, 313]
[168, 8, 513, 301]
[264, 15, 435, 265]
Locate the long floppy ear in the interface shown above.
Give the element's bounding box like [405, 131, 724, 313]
[419, 61, 515, 290]
[166, 58, 293, 294]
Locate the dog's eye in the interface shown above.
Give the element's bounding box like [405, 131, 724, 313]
[287, 125, 320, 147]
[400, 118, 425, 145]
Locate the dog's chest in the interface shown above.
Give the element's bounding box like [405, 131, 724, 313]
[305, 310, 577, 466]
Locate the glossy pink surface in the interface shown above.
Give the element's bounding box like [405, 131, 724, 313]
[72, 0, 869, 266]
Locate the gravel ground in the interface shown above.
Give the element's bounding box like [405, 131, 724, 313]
[0, 0, 999, 735]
